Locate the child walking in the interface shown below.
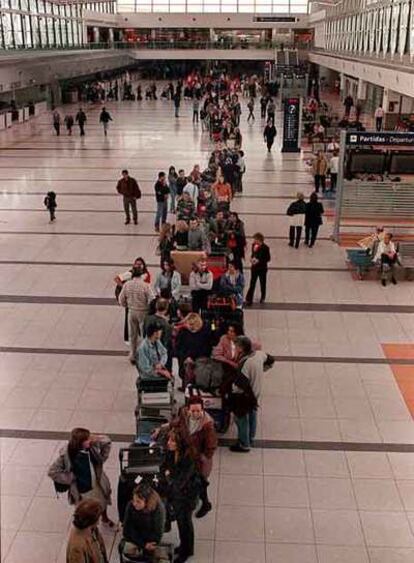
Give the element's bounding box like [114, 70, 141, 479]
[44, 191, 57, 222]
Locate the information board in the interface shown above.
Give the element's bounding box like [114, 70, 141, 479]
[281, 97, 301, 153]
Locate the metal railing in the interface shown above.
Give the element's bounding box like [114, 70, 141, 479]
[0, 40, 283, 53]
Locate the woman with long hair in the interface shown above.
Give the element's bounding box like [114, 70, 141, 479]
[157, 223, 175, 264]
[121, 482, 166, 560]
[48, 428, 114, 527]
[154, 258, 182, 301]
[159, 430, 201, 563]
[168, 165, 178, 213]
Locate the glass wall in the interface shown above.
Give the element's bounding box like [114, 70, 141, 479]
[116, 0, 308, 14]
[324, 0, 413, 58]
[0, 0, 114, 49]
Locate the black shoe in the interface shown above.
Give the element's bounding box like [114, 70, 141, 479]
[125, 219, 130, 225]
[195, 502, 212, 519]
[288, 242, 294, 247]
[260, 298, 265, 304]
[133, 220, 138, 225]
[382, 279, 386, 286]
[391, 277, 397, 285]
[229, 444, 250, 453]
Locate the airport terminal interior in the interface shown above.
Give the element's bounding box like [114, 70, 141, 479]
[1, 0, 414, 562]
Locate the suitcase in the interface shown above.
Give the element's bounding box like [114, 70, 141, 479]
[135, 415, 168, 446]
[136, 390, 175, 418]
[207, 294, 236, 312]
[137, 376, 170, 393]
[117, 445, 163, 521]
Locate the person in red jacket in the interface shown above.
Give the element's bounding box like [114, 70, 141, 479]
[116, 169, 141, 225]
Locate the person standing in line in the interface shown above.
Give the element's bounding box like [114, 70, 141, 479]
[192, 97, 200, 123]
[75, 107, 87, 136]
[343, 94, 354, 118]
[168, 165, 178, 214]
[374, 105, 384, 131]
[305, 192, 324, 248]
[66, 499, 109, 563]
[174, 92, 181, 118]
[154, 171, 170, 233]
[329, 150, 339, 192]
[263, 119, 277, 152]
[312, 150, 328, 193]
[244, 232, 271, 306]
[229, 336, 267, 453]
[44, 190, 57, 222]
[116, 169, 141, 225]
[286, 192, 306, 248]
[99, 107, 112, 136]
[118, 266, 155, 364]
[247, 97, 255, 122]
[64, 114, 74, 135]
[52, 109, 61, 136]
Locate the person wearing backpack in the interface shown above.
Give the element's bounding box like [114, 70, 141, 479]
[48, 428, 115, 527]
[116, 169, 141, 225]
[44, 190, 57, 222]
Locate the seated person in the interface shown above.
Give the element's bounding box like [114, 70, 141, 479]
[374, 232, 398, 286]
[219, 261, 245, 308]
[176, 192, 195, 222]
[173, 220, 189, 251]
[188, 218, 209, 252]
[189, 259, 213, 313]
[137, 323, 171, 381]
[122, 482, 166, 561]
[154, 259, 181, 300]
[144, 298, 173, 372]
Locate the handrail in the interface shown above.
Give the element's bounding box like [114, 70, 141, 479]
[0, 40, 283, 53]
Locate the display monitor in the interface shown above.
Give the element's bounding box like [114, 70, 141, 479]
[349, 151, 386, 174]
[389, 152, 414, 174]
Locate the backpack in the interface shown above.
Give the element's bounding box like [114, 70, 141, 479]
[193, 358, 224, 391]
[53, 481, 70, 494]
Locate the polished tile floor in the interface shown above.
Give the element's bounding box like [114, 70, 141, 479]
[0, 90, 414, 563]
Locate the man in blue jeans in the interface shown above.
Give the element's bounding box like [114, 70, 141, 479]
[230, 336, 267, 453]
[154, 171, 169, 232]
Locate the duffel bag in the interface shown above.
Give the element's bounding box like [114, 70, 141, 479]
[193, 357, 224, 391]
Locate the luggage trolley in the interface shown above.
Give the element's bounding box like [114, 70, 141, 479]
[136, 376, 176, 418]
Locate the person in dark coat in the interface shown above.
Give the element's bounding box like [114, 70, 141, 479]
[286, 192, 306, 248]
[99, 107, 112, 136]
[121, 483, 166, 560]
[116, 169, 141, 225]
[305, 191, 324, 247]
[174, 313, 213, 388]
[44, 190, 57, 222]
[75, 108, 87, 136]
[245, 233, 271, 305]
[263, 120, 277, 152]
[159, 430, 201, 563]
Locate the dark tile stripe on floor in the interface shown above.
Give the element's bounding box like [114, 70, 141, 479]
[0, 231, 332, 241]
[0, 191, 306, 199]
[1, 346, 414, 365]
[0, 260, 347, 272]
[1, 428, 413, 452]
[0, 208, 293, 217]
[1, 295, 413, 313]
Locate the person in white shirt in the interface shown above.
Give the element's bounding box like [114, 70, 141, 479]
[189, 259, 213, 313]
[374, 105, 384, 132]
[329, 151, 340, 192]
[183, 178, 199, 203]
[327, 138, 340, 153]
[374, 232, 398, 286]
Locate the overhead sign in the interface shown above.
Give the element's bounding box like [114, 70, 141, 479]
[346, 131, 414, 146]
[281, 97, 301, 153]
